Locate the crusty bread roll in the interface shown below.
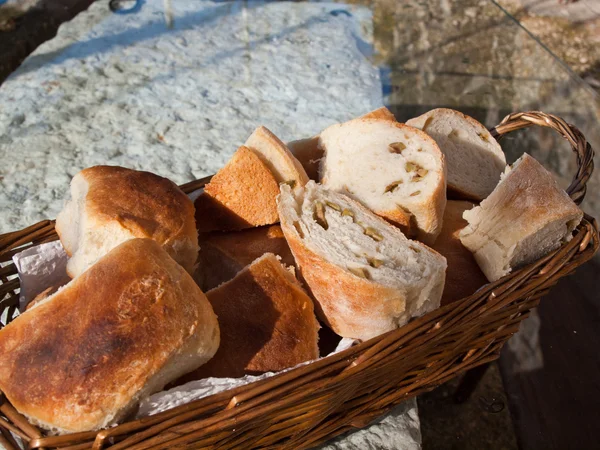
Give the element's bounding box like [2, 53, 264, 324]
[194, 225, 295, 291]
[0, 239, 219, 434]
[195, 146, 281, 233]
[56, 166, 198, 278]
[460, 154, 583, 282]
[407, 108, 506, 201]
[179, 253, 319, 381]
[319, 118, 447, 244]
[431, 200, 488, 305]
[287, 107, 396, 181]
[245, 126, 309, 189]
[277, 181, 447, 341]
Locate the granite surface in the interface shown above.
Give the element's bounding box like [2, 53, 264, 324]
[0, 1, 420, 448]
[0, 0, 381, 233]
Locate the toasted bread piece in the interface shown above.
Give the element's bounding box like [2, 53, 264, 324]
[245, 126, 309, 189]
[194, 225, 295, 291]
[287, 107, 396, 181]
[56, 166, 198, 278]
[278, 181, 447, 341]
[431, 201, 488, 305]
[195, 146, 281, 233]
[407, 108, 506, 200]
[319, 119, 446, 244]
[0, 239, 219, 434]
[179, 253, 319, 380]
[460, 154, 583, 282]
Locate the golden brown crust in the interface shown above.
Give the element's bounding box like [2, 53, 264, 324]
[245, 126, 310, 187]
[196, 146, 281, 233]
[0, 239, 218, 433]
[195, 225, 295, 291]
[82, 165, 196, 256]
[431, 201, 487, 305]
[179, 254, 319, 380]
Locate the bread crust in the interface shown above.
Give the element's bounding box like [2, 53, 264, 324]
[0, 239, 219, 434]
[245, 126, 309, 187]
[194, 225, 295, 291]
[431, 200, 487, 305]
[196, 146, 281, 232]
[180, 254, 319, 380]
[56, 166, 198, 275]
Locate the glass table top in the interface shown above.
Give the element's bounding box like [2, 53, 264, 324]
[0, 1, 598, 448]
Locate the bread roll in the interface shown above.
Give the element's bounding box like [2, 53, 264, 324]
[194, 225, 295, 291]
[319, 119, 446, 244]
[0, 239, 219, 434]
[431, 200, 488, 305]
[407, 108, 506, 201]
[179, 253, 319, 381]
[195, 146, 281, 233]
[56, 166, 198, 278]
[460, 154, 583, 282]
[277, 181, 447, 341]
[287, 107, 396, 181]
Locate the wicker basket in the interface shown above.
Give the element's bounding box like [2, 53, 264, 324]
[0, 112, 597, 450]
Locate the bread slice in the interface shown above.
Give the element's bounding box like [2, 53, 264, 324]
[194, 225, 295, 291]
[0, 239, 219, 434]
[406, 108, 506, 201]
[277, 181, 447, 340]
[460, 154, 583, 282]
[431, 201, 488, 305]
[245, 126, 309, 189]
[287, 107, 396, 181]
[319, 119, 447, 244]
[195, 145, 281, 233]
[178, 253, 319, 381]
[56, 166, 198, 278]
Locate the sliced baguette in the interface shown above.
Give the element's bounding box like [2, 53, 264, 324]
[178, 253, 319, 380]
[287, 107, 396, 181]
[245, 126, 309, 189]
[194, 225, 295, 291]
[195, 145, 281, 233]
[407, 108, 506, 200]
[459, 154, 583, 282]
[277, 181, 447, 340]
[319, 119, 446, 244]
[56, 166, 198, 278]
[431, 200, 488, 305]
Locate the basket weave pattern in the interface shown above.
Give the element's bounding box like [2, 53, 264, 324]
[0, 112, 597, 450]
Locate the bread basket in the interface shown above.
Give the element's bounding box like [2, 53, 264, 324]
[0, 111, 597, 450]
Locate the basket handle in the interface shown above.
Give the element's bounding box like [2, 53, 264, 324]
[490, 111, 594, 205]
